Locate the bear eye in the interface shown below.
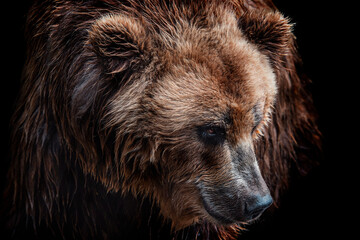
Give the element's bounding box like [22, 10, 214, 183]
[251, 123, 261, 136]
[205, 127, 216, 136]
[251, 104, 263, 135]
[198, 125, 226, 145]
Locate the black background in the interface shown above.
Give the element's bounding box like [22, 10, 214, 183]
[1, 1, 355, 239]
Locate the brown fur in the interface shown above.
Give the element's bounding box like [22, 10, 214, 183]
[4, 0, 320, 239]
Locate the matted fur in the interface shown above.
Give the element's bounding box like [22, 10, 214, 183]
[4, 0, 320, 239]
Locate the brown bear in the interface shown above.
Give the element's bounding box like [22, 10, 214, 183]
[4, 0, 321, 239]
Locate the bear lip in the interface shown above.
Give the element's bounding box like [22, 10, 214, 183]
[201, 196, 236, 225]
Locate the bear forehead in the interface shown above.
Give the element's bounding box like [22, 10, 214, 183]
[151, 27, 277, 119]
[146, 7, 277, 110]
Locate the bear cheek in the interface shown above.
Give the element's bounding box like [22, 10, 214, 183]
[152, 142, 222, 227]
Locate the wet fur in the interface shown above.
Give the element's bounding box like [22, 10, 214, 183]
[4, 0, 320, 239]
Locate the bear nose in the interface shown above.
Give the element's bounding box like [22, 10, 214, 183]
[244, 194, 273, 220]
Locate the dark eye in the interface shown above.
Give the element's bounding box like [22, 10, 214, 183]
[251, 122, 260, 134]
[251, 117, 263, 135]
[251, 104, 263, 134]
[197, 125, 226, 145]
[205, 127, 216, 136]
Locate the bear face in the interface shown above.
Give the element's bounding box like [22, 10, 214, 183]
[89, 3, 289, 229]
[142, 30, 277, 228]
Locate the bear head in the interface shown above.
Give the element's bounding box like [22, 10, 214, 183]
[87, 2, 291, 229]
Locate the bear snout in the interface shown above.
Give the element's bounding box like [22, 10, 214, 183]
[199, 180, 273, 224]
[243, 193, 273, 221]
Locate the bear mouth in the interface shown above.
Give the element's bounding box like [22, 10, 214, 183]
[201, 196, 237, 225]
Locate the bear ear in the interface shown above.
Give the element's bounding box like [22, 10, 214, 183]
[238, 10, 292, 64]
[88, 14, 150, 74]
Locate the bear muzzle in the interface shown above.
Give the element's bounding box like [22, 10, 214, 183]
[200, 184, 273, 224]
[198, 144, 273, 224]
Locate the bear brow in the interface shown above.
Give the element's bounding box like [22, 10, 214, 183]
[202, 113, 231, 127]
